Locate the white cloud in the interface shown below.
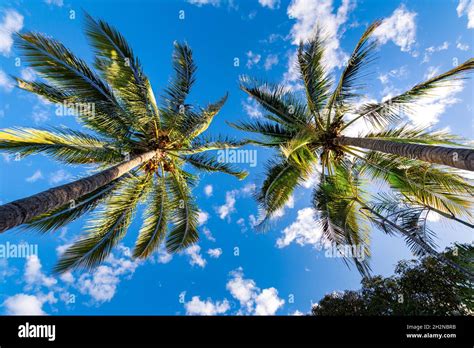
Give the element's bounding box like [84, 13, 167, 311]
[259, 0, 280, 10]
[242, 97, 264, 118]
[456, 41, 470, 51]
[217, 190, 237, 220]
[226, 268, 284, 315]
[0, 69, 14, 92]
[241, 183, 256, 195]
[0, 10, 23, 56]
[407, 79, 464, 128]
[182, 268, 284, 315]
[3, 294, 46, 315]
[276, 207, 325, 248]
[374, 5, 417, 52]
[254, 288, 285, 315]
[204, 184, 213, 197]
[287, 0, 354, 72]
[77, 246, 140, 304]
[217, 185, 256, 221]
[264, 54, 279, 70]
[45, 0, 64, 6]
[203, 226, 216, 242]
[184, 245, 207, 268]
[32, 104, 49, 124]
[197, 210, 209, 226]
[154, 247, 173, 264]
[26, 170, 43, 183]
[207, 248, 223, 258]
[49, 169, 73, 185]
[423, 42, 449, 63]
[226, 268, 258, 311]
[246, 50, 261, 69]
[184, 296, 230, 315]
[24, 255, 57, 289]
[20, 67, 36, 81]
[457, 0, 474, 28]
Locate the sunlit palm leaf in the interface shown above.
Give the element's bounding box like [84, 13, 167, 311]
[54, 173, 153, 272]
[0, 127, 123, 164]
[165, 169, 199, 252]
[297, 28, 332, 118]
[133, 174, 168, 258]
[183, 153, 248, 180]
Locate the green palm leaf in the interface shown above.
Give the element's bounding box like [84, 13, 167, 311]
[165, 169, 199, 253]
[54, 173, 152, 272]
[0, 127, 123, 164]
[133, 174, 168, 258]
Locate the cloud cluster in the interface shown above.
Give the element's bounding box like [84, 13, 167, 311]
[184, 267, 285, 315]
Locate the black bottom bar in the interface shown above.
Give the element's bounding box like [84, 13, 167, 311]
[0, 316, 472, 346]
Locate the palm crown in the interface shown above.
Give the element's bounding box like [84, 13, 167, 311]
[233, 22, 474, 276]
[0, 14, 247, 273]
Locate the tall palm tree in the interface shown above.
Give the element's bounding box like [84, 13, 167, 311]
[0, 14, 247, 272]
[232, 21, 474, 276]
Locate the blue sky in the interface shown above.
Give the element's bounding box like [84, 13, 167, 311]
[0, 0, 472, 315]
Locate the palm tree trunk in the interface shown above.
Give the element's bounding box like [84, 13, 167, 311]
[335, 136, 474, 171]
[0, 149, 160, 233]
[365, 206, 474, 281]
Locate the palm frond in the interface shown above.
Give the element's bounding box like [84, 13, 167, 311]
[227, 119, 294, 147]
[133, 174, 168, 258]
[363, 125, 466, 146]
[16, 33, 136, 138]
[84, 13, 159, 127]
[240, 76, 310, 128]
[313, 162, 372, 277]
[0, 127, 122, 164]
[344, 58, 474, 129]
[163, 42, 196, 113]
[297, 29, 332, 118]
[358, 151, 474, 219]
[183, 153, 248, 180]
[327, 21, 381, 115]
[165, 169, 199, 253]
[23, 173, 133, 233]
[180, 94, 228, 139]
[256, 158, 310, 227]
[54, 173, 152, 273]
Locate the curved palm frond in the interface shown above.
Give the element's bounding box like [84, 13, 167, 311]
[297, 28, 332, 120]
[240, 77, 310, 128]
[327, 21, 381, 118]
[358, 151, 474, 219]
[133, 173, 168, 258]
[16, 32, 135, 138]
[343, 58, 474, 130]
[182, 153, 248, 180]
[0, 127, 123, 164]
[84, 12, 159, 128]
[54, 173, 153, 273]
[165, 168, 199, 253]
[313, 162, 372, 277]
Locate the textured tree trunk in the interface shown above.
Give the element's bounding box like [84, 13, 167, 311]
[0, 150, 159, 233]
[335, 136, 474, 171]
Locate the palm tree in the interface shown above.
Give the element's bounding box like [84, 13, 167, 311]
[232, 21, 474, 276]
[0, 14, 247, 272]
